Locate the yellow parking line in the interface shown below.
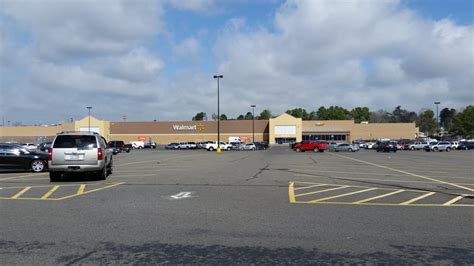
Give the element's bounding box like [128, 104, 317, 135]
[11, 187, 32, 199]
[77, 184, 86, 194]
[295, 186, 349, 197]
[309, 188, 377, 203]
[289, 182, 296, 203]
[354, 189, 405, 204]
[57, 182, 125, 200]
[331, 153, 474, 193]
[0, 173, 48, 181]
[40, 186, 60, 199]
[443, 196, 464, 206]
[295, 174, 474, 188]
[294, 184, 329, 191]
[400, 192, 436, 205]
[294, 201, 474, 207]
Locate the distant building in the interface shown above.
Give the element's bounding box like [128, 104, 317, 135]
[0, 114, 419, 144]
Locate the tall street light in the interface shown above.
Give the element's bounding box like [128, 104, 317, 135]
[213, 75, 223, 152]
[251, 104, 256, 143]
[86, 106, 92, 132]
[434, 101, 440, 137]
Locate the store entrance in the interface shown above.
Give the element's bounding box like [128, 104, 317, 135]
[275, 138, 296, 144]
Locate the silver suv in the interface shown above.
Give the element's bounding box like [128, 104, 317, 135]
[48, 131, 113, 182]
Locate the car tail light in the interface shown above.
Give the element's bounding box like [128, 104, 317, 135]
[48, 148, 53, 161]
[98, 148, 103, 160]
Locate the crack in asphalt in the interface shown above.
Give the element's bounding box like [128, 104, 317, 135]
[246, 164, 270, 181]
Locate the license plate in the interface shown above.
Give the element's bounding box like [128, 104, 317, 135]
[65, 154, 83, 160]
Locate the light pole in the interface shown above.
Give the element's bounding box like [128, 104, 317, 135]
[213, 75, 223, 152]
[86, 106, 92, 132]
[434, 101, 440, 137]
[251, 105, 256, 143]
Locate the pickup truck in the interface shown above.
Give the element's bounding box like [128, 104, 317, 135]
[204, 142, 232, 151]
[293, 141, 328, 152]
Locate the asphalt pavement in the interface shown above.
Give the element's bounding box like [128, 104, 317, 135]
[1, 146, 473, 264]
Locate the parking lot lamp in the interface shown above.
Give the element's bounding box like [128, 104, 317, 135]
[251, 105, 256, 143]
[86, 106, 92, 132]
[434, 101, 440, 137]
[213, 75, 223, 152]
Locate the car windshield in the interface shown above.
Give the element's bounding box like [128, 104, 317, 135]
[53, 135, 97, 148]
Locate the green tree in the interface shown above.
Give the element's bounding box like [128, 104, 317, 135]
[192, 112, 207, 121]
[308, 111, 317, 120]
[259, 109, 272, 120]
[286, 108, 310, 119]
[317, 106, 352, 120]
[244, 112, 253, 120]
[417, 109, 436, 135]
[351, 107, 370, 123]
[220, 114, 227, 120]
[237, 115, 244, 120]
[451, 105, 474, 138]
[439, 108, 457, 131]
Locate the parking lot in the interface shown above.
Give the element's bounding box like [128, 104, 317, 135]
[1, 147, 473, 264]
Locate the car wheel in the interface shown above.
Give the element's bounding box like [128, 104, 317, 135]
[228, 147, 232, 151]
[433, 147, 438, 152]
[97, 163, 107, 180]
[209, 147, 214, 151]
[49, 172, 61, 182]
[313, 148, 318, 152]
[107, 158, 113, 175]
[31, 160, 45, 172]
[348, 148, 353, 152]
[296, 148, 301, 152]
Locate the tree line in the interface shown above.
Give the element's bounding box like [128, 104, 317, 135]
[192, 105, 473, 138]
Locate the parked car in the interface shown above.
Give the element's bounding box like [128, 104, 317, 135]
[425, 141, 452, 152]
[0, 143, 48, 172]
[165, 143, 180, 150]
[450, 141, 459, 150]
[48, 131, 113, 182]
[408, 141, 428, 150]
[254, 142, 269, 150]
[293, 141, 328, 152]
[203, 142, 232, 151]
[231, 142, 245, 150]
[130, 141, 145, 149]
[458, 141, 474, 150]
[327, 142, 338, 151]
[334, 143, 359, 152]
[188, 142, 197, 149]
[21, 143, 38, 150]
[38, 142, 52, 151]
[109, 140, 130, 154]
[243, 143, 257, 150]
[376, 141, 397, 152]
[365, 142, 376, 149]
[144, 141, 157, 149]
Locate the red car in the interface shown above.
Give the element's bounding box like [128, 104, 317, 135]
[294, 141, 328, 152]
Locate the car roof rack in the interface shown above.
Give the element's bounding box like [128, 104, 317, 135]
[57, 131, 99, 135]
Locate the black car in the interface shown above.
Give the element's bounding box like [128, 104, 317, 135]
[376, 141, 397, 152]
[0, 143, 48, 172]
[255, 142, 269, 150]
[109, 140, 131, 154]
[144, 141, 157, 149]
[38, 142, 52, 151]
[458, 141, 474, 150]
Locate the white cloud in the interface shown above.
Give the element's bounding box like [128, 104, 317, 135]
[2, 0, 162, 62]
[213, 0, 474, 115]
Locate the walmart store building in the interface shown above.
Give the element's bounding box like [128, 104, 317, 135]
[1, 113, 420, 144]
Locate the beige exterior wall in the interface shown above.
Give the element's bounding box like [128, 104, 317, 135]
[269, 113, 302, 144]
[110, 133, 268, 144]
[74, 116, 111, 140]
[351, 123, 419, 141]
[0, 123, 74, 143]
[0, 115, 419, 144]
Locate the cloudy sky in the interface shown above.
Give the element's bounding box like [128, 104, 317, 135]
[0, 0, 472, 124]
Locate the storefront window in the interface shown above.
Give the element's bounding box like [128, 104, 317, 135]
[303, 135, 347, 141]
